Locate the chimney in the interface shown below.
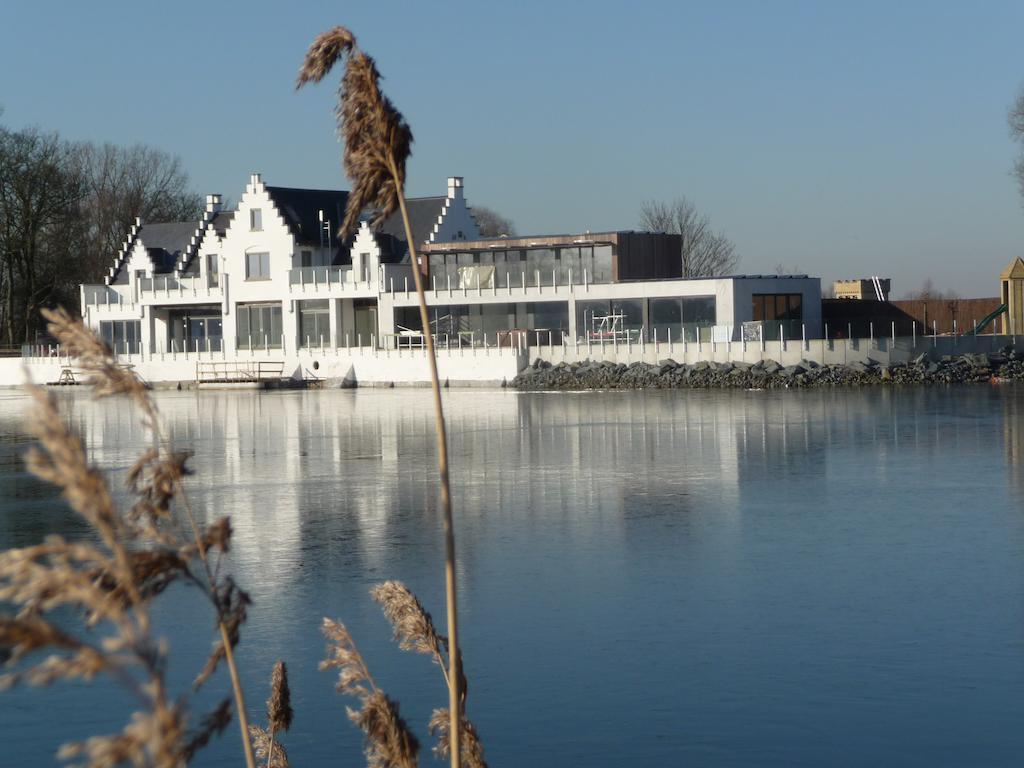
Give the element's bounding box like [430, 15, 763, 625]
[447, 176, 464, 199]
[205, 194, 222, 215]
[250, 172, 262, 187]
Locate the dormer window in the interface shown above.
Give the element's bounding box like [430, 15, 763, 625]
[250, 209, 263, 231]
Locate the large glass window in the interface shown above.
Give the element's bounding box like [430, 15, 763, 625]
[99, 320, 141, 354]
[246, 252, 271, 280]
[298, 299, 331, 347]
[576, 299, 644, 342]
[649, 296, 716, 342]
[236, 302, 283, 348]
[752, 293, 803, 340]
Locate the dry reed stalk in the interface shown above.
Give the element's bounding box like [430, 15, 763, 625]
[1, 386, 189, 765]
[1, 308, 257, 767]
[372, 582, 487, 767]
[298, 28, 464, 767]
[321, 617, 420, 768]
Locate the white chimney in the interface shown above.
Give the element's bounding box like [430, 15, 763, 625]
[250, 172, 262, 187]
[205, 194, 222, 214]
[447, 176, 464, 199]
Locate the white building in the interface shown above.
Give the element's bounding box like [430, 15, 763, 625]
[77, 173, 822, 382]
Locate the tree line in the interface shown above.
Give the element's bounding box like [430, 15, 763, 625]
[0, 116, 200, 345]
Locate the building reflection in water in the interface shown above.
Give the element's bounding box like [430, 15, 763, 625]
[1, 385, 1021, 608]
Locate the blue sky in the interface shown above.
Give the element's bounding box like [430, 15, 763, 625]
[3, 1, 1024, 296]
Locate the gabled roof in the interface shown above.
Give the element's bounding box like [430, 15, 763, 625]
[376, 196, 446, 249]
[1000, 257, 1024, 280]
[136, 221, 197, 274]
[265, 186, 349, 247]
[211, 210, 234, 237]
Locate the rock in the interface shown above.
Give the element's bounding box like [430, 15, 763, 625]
[781, 364, 806, 377]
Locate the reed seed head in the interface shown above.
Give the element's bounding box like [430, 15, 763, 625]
[371, 581, 444, 659]
[428, 708, 488, 768]
[249, 725, 291, 768]
[267, 660, 293, 734]
[297, 26, 413, 237]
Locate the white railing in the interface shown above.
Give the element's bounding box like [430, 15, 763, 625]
[382, 266, 613, 298]
[288, 266, 355, 288]
[83, 285, 131, 308]
[139, 274, 222, 297]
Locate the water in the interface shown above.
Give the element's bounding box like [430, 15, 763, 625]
[1, 386, 1022, 767]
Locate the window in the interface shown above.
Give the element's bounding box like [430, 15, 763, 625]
[250, 208, 262, 231]
[99, 320, 141, 354]
[301, 250, 313, 268]
[245, 251, 271, 280]
[752, 294, 803, 322]
[298, 299, 331, 347]
[236, 303, 283, 348]
[206, 255, 219, 287]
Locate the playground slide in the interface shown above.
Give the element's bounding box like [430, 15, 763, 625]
[971, 304, 1007, 335]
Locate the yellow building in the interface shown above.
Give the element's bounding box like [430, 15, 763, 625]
[999, 257, 1024, 334]
[833, 278, 890, 300]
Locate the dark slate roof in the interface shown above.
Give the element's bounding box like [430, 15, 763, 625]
[137, 221, 197, 274]
[265, 186, 349, 246]
[211, 210, 233, 236]
[376, 196, 445, 251]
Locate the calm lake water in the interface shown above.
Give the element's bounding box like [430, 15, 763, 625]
[1, 386, 1023, 766]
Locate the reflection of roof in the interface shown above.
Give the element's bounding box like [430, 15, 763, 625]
[376, 196, 445, 249]
[265, 186, 349, 246]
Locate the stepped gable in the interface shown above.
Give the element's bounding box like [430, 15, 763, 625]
[264, 186, 350, 246]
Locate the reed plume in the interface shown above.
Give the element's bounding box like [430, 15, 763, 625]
[248, 660, 293, 768]
[372, 582, 487, 767]
[0, 310, 257, 767]
[299, 27, 465, 766]
[321, 617, 420, 768]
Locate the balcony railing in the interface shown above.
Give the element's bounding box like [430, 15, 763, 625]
[83, 285, 131, 307]
[288, 266, 357, 288]
[139, 274, 222, 296]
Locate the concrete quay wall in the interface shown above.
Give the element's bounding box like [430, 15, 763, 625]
[2, 345, 527, 389]
[3, 333, 1019, 389]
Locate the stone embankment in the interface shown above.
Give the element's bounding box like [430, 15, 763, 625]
[512, 349, 1024, 390]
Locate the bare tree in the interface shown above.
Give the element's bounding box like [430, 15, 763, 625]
[1010, 85, 1024, 200]
[74, 142, 202, 277]
[902, 277, 959, 301]
[471, 205, 516, 237]
[0, 126, 86, 344]
[638, 197, 739, 277]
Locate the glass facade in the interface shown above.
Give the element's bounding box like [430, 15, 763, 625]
[649, 296, 717, 342]
[576, 299, 646, 342]
[752, 293, 803, 340]
[99, 320, 141, 354]
[236, 302, 283, 349]
[167, 307, 223, 352]
[298, 299, 331, 347]
[394, 301, 570, 345]
[427, 244, 613, 289]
